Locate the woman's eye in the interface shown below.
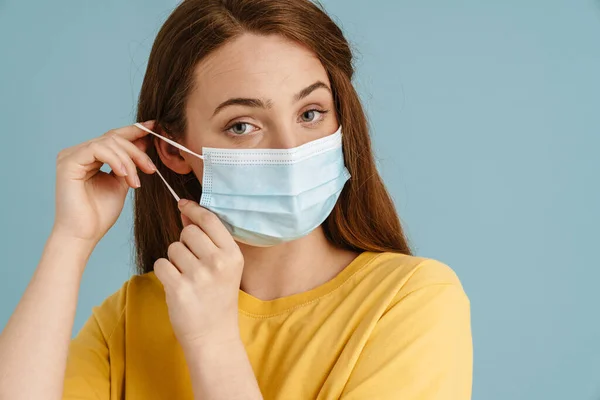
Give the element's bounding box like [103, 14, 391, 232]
[299, 108, 328, 124]
[227, 122, 255, 136]
[301, 110, 319, 122]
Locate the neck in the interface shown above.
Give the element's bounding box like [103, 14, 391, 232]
[237, 227, 359, 301]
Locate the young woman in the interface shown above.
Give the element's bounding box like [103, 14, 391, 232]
[0, 0, 472, 399]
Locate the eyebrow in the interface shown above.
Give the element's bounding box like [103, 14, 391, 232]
[294, 81, 331, 102]
[212, 80, 331, 117]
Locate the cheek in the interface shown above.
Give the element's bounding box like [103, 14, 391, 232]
[190, 161, 205, 183]
[181, 151, 205, 183]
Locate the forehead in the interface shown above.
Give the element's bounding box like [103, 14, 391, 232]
[191, 33, 330, 103]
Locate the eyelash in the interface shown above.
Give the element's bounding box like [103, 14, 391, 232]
[224, 108, 330, 137]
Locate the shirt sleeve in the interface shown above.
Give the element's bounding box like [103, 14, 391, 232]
[340, 261, 473, 400]
[62, 281, 128, 400]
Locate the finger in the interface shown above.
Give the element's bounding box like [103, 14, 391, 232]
[110, 134, 157, 175]
[181, 213, 193, 228]
[167, 241, 198, 275]
[105, 138, 142, 189]
[178, 200, 235, 249]
[56, 142, 83, 160]
[180, 224, 215, 259]
[59, 120, 154, 161]
[154, 257, 181, 289]
[108, 120, 156, 142]
[132, 136, 152, 153]
[68, 140, 129, 179]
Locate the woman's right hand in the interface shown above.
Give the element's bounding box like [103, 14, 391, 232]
[52, 120, 158, 246]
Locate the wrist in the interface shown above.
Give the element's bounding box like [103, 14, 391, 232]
[182, 332, 262, 400]
[183, 335, 247, 379]
[181, 331, 243, 359]
[46, 229, 97, 264]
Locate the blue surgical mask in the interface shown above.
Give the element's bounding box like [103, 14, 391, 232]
[134, 123, 350, 247]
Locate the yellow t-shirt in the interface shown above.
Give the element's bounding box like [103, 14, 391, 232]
[64, 251, 472, 399]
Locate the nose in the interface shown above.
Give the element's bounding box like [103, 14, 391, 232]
[267, 127, 298, 149]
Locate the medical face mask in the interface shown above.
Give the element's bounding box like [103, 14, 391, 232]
[134, 123, 351, 247]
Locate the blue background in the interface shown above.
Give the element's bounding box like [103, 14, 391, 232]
[1, 1, 599, 399]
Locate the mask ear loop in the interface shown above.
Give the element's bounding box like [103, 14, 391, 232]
[154, 169, 181, 202]
[134, 122, 205, 203]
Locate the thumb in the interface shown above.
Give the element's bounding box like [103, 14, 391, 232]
[109, 169, 130, 192]
[181, 212, 193, 228]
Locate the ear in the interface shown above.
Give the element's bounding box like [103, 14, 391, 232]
[153, 125, 193, 175]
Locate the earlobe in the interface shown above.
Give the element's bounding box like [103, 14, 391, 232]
[153, 134, 193, 175]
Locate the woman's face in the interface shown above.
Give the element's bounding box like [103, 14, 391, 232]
[167, 33, 339, 178]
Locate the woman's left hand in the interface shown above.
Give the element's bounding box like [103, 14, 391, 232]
[154, 199, 244, 352]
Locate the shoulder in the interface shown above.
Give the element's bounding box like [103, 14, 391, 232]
[341, 254, 473, 399]
[364, 252, 465, 290]
[93, 271, 163, 313]
[361, 251, 469, 308]
[90, 271, 165, 341]
[360, 253, 471, 348]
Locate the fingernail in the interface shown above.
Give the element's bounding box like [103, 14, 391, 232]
[142, 120, 155, 127]
[134, 175, 141, 188]
[120, 164, 128, 176]
[178, 199, 190, 208]
[147, 159, 156, 171]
